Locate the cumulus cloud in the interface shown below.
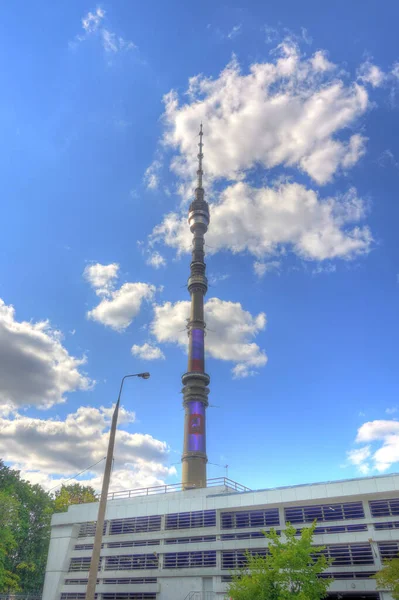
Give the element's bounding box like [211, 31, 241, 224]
[0, 406, 175, 492]
[87, 282, 155, 331]
[347, 420, 399, 474]
[84, 262, 119, 296]
[152, 183, 372, 262]
[310, 50, 335, 73]
[162, 45, 369, 187]
[0, 299, 92, 412]
[146, 251, 166, 269]
[356, 420, 399, 443]
[71, 7, 136, 54]
[358, 61, 385, 88]
[145, 44, 376, 273]
[85, 263, 156, 331]
[151, 298, 267, 377]
[131, 343, 165, 360]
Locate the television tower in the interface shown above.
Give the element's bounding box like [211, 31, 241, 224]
[181, 124, 210, 490]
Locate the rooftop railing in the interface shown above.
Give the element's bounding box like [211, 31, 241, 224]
[107, 477, 250, 500]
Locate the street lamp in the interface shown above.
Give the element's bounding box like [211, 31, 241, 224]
[85, 373, 151, 600]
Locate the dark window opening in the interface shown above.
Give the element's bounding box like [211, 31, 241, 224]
[221, 508, 279, 530]
[285, 502, 364, 524]
[163, 551, 217, 569]
[165, 510, 216, 530]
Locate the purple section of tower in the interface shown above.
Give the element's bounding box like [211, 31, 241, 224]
[187, 400, 205, 452]
[189, 328, 204, 372]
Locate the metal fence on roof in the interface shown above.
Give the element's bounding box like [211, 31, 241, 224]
[106, 477, 251, 500]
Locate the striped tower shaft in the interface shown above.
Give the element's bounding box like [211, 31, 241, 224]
[181, 124, 210, 490]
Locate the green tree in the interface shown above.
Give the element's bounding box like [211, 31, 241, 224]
[0, 462, 99, 592]
[374, 557, 399, 599]
[0, 491, 21, 592]
[0, 460, 54, 592]
[228, 523, 331, 600]
[54, 483, 98, 513]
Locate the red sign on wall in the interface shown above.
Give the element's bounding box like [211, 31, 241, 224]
[189, 413, 204, 435]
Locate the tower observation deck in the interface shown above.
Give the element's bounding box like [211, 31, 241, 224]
[181, 124, 210, 490]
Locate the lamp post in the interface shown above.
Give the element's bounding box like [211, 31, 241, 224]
[85, 372, 150, 600]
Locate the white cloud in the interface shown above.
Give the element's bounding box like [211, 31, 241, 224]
[84, 262, 120, 296]
[85, 263, 156, 331]
[232, 364, 257, 379]
[227, 24, 242, 40]
[0, 299, 92, 412]
[392, 63, 399, 80]
[162, 46, 369, 188]
[386, 407, 398, 415]
[300, 134, 366, 184]
[356, 420, 399, 443]
[152, 183, 372, 262]
[264, 25, 279, 44]
[87, 282, 155, 331]
[144, 159, 162, 190]
[209, 273, 230, 286]
[347, 445, 371, 465]
[101, 29, 118, 53]
[0, 302, 92, 411]
[254, 260, 281, 278]
[151, 297, 267, 377]
[146, 251, 166, 269]
[72, 7, 136, 54]
[310, 50, 335, 73]
[82, 7, 105, 33]
[131, 343, 165, 361]
[312, 263, 336, 275]
[358, 61, 385, 88]
[0, 406, 175, 492]
[358, 463, 370, 475]
[347, 420, 399, 474]
[378, 149, 399, 170]
[301, 27, 313, 45]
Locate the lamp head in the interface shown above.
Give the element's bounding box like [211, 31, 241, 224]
[138, 372, 150, 380]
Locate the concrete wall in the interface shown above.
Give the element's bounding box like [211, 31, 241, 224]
[42, 524, 79, 600]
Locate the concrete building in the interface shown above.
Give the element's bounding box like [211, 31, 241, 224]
[43, 473, 399, 600]
[42, 130, 398, 599]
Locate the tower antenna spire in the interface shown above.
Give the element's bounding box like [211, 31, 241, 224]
[197, 123, 204, 189]
[181, 123, 210, 490]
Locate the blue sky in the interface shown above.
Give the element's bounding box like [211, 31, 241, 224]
[0, 0, 399, 493]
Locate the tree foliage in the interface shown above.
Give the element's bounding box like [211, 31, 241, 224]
[0, 491, 20, 591]
[227, 522, 331, 600]
[374, 557, 399, 599]
[54, 483, 98, 513]
[0, 460, 53, 592]
[0, 460, 99, 592]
